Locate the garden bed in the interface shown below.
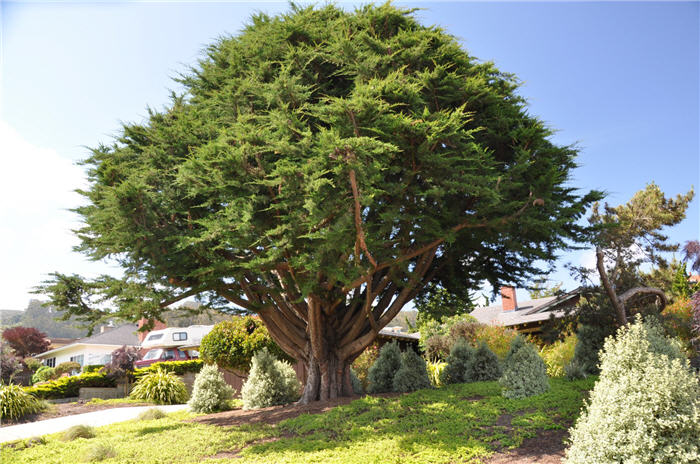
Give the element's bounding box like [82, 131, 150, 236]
[0, 399, 154, 427]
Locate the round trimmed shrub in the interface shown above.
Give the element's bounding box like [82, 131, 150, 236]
[565, 316, 700, 464]
[0, 384, 45, 421]
[55, 361, 81, 377]
[440, 339, 475, 385]
[367, 341, 402, 393]
[32, 365, 57, 384]
[241, 348, 300, 409]
[188, 364, 235, 413]
[470, 342, 501, 381]
[499, 339, 549, 399]
[200, 316, 292, 375]
[129, 367, 188, 404]
[393, 349, 432, 393]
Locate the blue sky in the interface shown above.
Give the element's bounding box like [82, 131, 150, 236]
[1, 1, 698, 310]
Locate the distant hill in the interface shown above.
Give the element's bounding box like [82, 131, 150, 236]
[1, 300, 88, 338]
[389, 310, 417, 332]
[0, 309, 23, 327]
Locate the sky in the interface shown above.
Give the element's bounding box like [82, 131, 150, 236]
[1, 1, 698, 311]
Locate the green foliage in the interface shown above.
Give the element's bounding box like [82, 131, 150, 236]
[82, 443, 116, 462]
[133, 360, 203, 380]
[421, 315, 518, 361]
[0, 384, 45, 421]
[1, 344, 25, 384]
[187, 364, 235, 413]
[539, 334, 576, 377]
[24, 358, 43, 373]
[82, 365, 104, 374]
[440, 339, 475, 385]
[31, 365, 57, 384]
[392, 349, 432, 393]
[569, 324, 610, 375]
[367, 342, 402, 393]
[414, 285, 473, 330]
[351, 343, 379, 391]
[565, 316, 700, 464]
[502, 335, 528, 366]
[241, 348, 300, 409]
[349, 368, 363, 394]
[129, 368, 188, 405]
[528, 278, 564, 299]
[136, 408, 167, 421]
[199, 316, 291, 374]
[564, 360, 587, 380]
[62, 425, 96, 441]
[25, 372, 114, 399]
[426, 361, 446, 387]
[470, 342, 501, 381]
[499, 340, 550, 399]
[55, 361, 81, 377]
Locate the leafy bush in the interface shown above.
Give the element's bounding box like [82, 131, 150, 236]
[200, 316, 292, 374]
[240, 348, 300, 409]
[129, 368, 189, 405]
[0, 384, 45, 421]
[136, 408, 167, 421]
[440, 339, 475, 385]
[82, 365, 104, 374]
[62, 425, 96, 441]
[82, 443, 116, 462]
[1, 345, 25, 385]
[499, 339, 550, 399]
[25, 372, 115, 399]
[101, 345, 140, 380]
[565, 316, 700, 464]
[24, 358, 43, 372]
[564, 360, 587, 380]
[421, 315, 518, 360]
[426, 361, 446, 387]
[31, 365, 57, 384]
[351, 343, 379, 390]
[133, 360, 203, 380]
[367, 342, 402, 393]
[349, 368, 363, 394]
[393, 349, 432, 393]
[570, 324, 611, 375]
[540, 334, 577, 377]
[470, 342, 501, 381]
[55, 361, 82, 377]
[188, 364, 235, 413]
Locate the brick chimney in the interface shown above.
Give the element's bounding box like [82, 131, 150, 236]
[500, 286, 518, 311]
[137, 318, 167, 343]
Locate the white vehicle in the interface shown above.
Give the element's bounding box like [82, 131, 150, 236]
[140, 325, 214, 350]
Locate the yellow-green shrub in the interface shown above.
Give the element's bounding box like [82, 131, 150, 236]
[0, 384, 45, 421]
[129, 368, 188, 405]
[540, 334, 577, 377]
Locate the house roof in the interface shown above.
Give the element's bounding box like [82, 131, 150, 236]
[36, 324, 140, 358]
[469, 288, 581, 327]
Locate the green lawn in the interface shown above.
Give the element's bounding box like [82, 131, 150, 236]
[2, 377, 595, 464]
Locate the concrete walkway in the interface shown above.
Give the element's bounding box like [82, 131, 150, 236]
[1, 404, 188, 443]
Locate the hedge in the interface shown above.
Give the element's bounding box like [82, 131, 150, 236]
[24, 372, 115, 399]
[133, 360, 204, 380]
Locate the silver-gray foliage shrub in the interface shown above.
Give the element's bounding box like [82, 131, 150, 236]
[440, 339, 474, 385]
[188, 364, 235, 413]
[241, 348, 300, 409]
[367, 341, 402, 393]
[565, 316, 700, 464]
[470, 342, 501, 381]
[499, 339, 549, 399]
[393, 349, 432, 393]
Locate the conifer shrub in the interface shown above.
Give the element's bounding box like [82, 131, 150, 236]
[564, 360, 587, 380]
[569, 325, 610, 375]
[470, 342, 502, 381]
[440, 339, 475, 385]
[350, 368, 363, 394]
[0, 384, 45, 421]
[240, 348, 300, 409]
[129, 367, 188, 405]
[62, 425, 96, 441]
[565, 316, 700, 464]
[393, 349, 432, 393]
[367, 341, 402, 393]
[136, 408, 167, 421]
[499, 339, 549, 399]
[188, 364, 235, 413]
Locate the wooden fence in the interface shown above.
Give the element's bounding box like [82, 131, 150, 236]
[219, 361, 306, 396]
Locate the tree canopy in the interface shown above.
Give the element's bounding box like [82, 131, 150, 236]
[39, 4, 599, 401]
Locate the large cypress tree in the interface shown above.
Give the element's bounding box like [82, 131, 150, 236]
[39, 4, 599, 402]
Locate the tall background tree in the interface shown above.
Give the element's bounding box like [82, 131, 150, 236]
[39, 4, 599, 402]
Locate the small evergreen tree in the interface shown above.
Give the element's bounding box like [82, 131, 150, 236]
[499, 340, 549, 399]
[188, 364, 235, 413]
[393, 349, 432, 393]
[440, 339, 475, 385]
[367, 342, 402, 393]
[569, 324, 610, 375]
[240, 348, 300, 409]
[470, 342, 501, 381]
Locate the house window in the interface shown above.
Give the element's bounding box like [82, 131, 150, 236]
[172, 332, 187, 341]
[45, 358, 56, 367]
[70, 355, 84, 367]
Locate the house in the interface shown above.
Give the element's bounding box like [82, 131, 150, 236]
[470, 286, 581, 335]
[34, 324, 140, 369]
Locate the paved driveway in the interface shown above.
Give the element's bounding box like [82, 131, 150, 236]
[1, 404, 188, 443]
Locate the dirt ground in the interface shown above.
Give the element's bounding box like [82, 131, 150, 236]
[1, 401, 153, 427]
[485, 429, 568, 464]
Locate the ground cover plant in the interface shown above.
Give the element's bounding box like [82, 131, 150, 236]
[1, 378, 595, 464]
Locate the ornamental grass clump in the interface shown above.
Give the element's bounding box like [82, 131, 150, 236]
[188, 364, 235, 413]
[440, 339, 475, 385]
[0, 384, 45, 421]
[136, 408, 167, 421]
[565, 316, 700, 464]
[62, 425, 96, 441]
[241, 348, 300, 409]
[82, 443, 116, 462]
[426, 361, 446, 387]
[129, 367, 188, 405]
[393, 349, 432, 393]
[470, 342, 501, 381]
[367, 342, 402, 393]
[499, 338, 549, 399]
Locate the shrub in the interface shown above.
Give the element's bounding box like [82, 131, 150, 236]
[349, 368, 363, 394]
[367, 342, 402, 393]
[564, 360, 587, 380]
[540, 334, 577, 377]
[565, 316, 700, 464]
[24, 358, 43, 373]
[426, 361, 446, 387]
[129, 368, 188, 405]
[62, 425, 96, 441]
[502, 335, 528, 365]
[133, 360, 203, 380]
[499, 339, 549, 399]
[393, 349, 432, 393]
[136, 408, 167, 421]
[55, 362, 82, 377]
[570, 324, 611, 375]
[82, 443, 116, 462]
[440, 339, 475, 385]
[200, 316, 292, 375]
[0, 384, 45, 421]
[0, 345, 25, 384]
[470, 342, 501, 381]
[101, 345, 141, 380]
[241, 348, 300, 409]
[421, 315, 518, 360]
[25, 372, 115, 399]
[32, 365, 57, 384]
[351, 343, 379, 390]
[82, 365, 104, 374]
[188, 364, 235, 413]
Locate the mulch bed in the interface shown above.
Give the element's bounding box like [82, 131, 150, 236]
[1, 401, 153, 427]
